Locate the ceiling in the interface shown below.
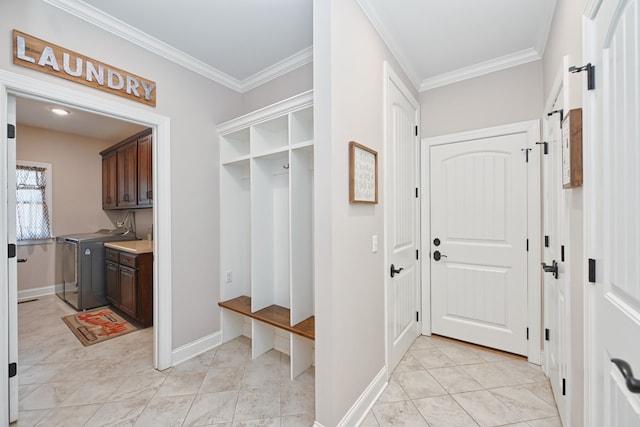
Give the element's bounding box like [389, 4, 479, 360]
[17, 97, 146, 141]
[23, 0, 557, 139]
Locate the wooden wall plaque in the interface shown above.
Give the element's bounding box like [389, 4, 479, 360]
[349, 141, 378, 204]
[562, 108, 583, 189]
[12, 29, 156, 107]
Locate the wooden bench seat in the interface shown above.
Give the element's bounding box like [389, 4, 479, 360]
[218, 295, 315, 341]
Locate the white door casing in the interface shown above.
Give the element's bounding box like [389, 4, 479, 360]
[7, 95, 18, 423]
[384, 62, 420, 373]
[542, 94, 567, 421]
[585, 0, 640, 424]
[426, 121, 541, 360]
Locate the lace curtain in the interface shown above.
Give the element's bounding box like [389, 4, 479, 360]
[16, 165, 52, 240]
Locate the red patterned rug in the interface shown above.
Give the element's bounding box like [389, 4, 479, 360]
[62, 307, 138, 346]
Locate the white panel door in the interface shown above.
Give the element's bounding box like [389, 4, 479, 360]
[542, 102, 567, 421]
[586, 0, 640, 424]
[385, 65, 420, 372]
[431, 134, 528, 355]
[7, 95, 18, 422]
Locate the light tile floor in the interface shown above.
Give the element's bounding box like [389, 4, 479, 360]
[14, 295, 314, 426]
[14, 295, 561, 426]
[363, 337, 562, 427]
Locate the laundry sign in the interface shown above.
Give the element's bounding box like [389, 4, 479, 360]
[12, 30, 156, 107]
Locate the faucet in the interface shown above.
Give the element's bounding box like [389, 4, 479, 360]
[117, 210, 136, 235]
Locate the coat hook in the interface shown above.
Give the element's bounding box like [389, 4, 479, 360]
[283, 163, 290, 169]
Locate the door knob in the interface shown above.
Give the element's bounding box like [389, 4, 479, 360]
[611, 359, 640, 393]
[390, 264, 404, 278]
[433, 251, 447, 261]
[541, 260, 558, 279]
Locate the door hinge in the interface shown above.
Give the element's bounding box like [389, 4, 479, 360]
[8, 243, 16, 259]
[547, 109, 564, 123]
[415, 188, 419, 198]
[7, 124, 15, 139]
[526, 239, 529, 251]
[561, 245, 565, 262]
[526, 327, 529, 340]
[521, 148, 531, 162]
[416, 311, 419, 322]
[9, 362, 17, 378]
[588, 258, 596, 283]
[536, 141, 549, 155]
[569, 63, 595, 90]
[545, 328, 550, 341]
[416, 249, 419, 260]
[562, 378, 567, 395]
[415, 125, 419, 136]
[544, 235, 550, 247]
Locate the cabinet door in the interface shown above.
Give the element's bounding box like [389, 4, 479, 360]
[117, 141, 138, 207]
[137, 134, 153, 206]
[102, 151, 117, 209]
[105, 260, 119, 306]
[119, 265, 137, 318]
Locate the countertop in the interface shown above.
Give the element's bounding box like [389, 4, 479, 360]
[104, 240, 153, 254]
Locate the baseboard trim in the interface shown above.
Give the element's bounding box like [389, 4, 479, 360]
[335, 366, 388, 427]
[18, 285, 56, 302]
[171, 330, 223, 366]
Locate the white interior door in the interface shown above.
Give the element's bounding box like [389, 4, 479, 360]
[586, 0, 640, 424]
[7, 94, 18, 422]
[430, 132, 528, 356]
[541, 100, 567, 421]
[384, 63, 420, 372]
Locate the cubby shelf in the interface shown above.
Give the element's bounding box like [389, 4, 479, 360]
[217, 91, 314, 379]
[218, 296, 315, 340]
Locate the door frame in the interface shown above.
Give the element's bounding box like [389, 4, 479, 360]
[421, 120, 542, 363]
[0, 70, 173, 422]
[383, 61, 421, 373]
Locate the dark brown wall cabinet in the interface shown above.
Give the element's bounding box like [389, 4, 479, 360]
[101, 129, 152, 209]
[102, 151, 117, 209]
[106, 248, 153, 327]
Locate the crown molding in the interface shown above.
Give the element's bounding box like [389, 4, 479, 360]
[356, 0, 421, 91]
[583, 0, 603, 19]
[239, 47, 313, 93]
[41, 0, 310, 93]
[419, 48, 542, 92]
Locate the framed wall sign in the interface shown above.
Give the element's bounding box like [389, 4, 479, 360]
[349, 141, 378, 204]
[562, 108, 583, 188]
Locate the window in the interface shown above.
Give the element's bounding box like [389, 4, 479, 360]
[16, 161, 53, 241]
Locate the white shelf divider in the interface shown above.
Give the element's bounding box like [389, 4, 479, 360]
[290, 146, 314, 325]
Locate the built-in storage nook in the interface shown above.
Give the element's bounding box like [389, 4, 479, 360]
[217, 91, 314, 379]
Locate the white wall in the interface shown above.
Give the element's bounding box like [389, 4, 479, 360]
[314, 1, 417, 425]
[543, 0, 584, 103]
[15, 125, 116, 291]
[241, 62, 313, 114]
[420, 61, 544, 137]
[2, 0, 245, 348]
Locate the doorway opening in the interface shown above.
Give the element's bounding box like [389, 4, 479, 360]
[1, 70, 173, 423]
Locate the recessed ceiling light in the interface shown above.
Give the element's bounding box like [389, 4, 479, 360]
[51, 108, 70, 116]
